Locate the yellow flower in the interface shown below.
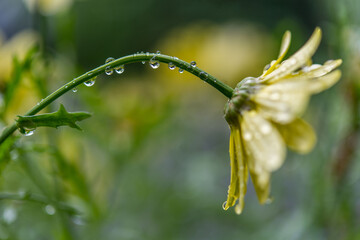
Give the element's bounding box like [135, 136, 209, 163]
[223, 27, 342, 214]
[22, 0, 72, 16]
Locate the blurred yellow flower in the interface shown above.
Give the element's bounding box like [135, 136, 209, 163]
[223, 27, 342, 214]
[156, 23, 273, 96]
[0, 30, 39, 123]
[22, 0, 72, 15]
[0, 30, 38, 83]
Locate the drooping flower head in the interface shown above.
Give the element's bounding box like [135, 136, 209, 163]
[223, 27, 342, 214]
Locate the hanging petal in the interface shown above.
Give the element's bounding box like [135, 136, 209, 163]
[274, 118, 316, 154]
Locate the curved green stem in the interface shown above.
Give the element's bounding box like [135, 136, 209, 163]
[0, 53, 234, 145]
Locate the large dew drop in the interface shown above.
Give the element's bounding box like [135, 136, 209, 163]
[19, 128, 35, 136]
[84, 77, 96, 87]
[105, 67, 113, 75]
[115, 65, 125, 74]
[105, 57, 115, 63]
[222, 201, 228, 210]
[105, 57, 115, 75]
[72, 88, 78, 93]
[149, 57, 160, 69]
[179, 68, 184, 73]
[168, 62, 175, 70]
[190, 61, 197, 67]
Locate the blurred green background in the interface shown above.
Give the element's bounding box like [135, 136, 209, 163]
[0, 0, 359, 239]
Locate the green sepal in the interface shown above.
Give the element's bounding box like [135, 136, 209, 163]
[16, 104, 92, 132]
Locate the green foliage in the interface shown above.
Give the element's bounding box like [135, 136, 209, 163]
[0, 0, 359, 239]
[16, 104, 92, 134]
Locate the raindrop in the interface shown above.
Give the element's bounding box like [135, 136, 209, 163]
[142, 61, 146, 64]
[44, 205, 56, 215]
[199, 71, 208, 80]
[72, 215, 86, 225]
[156, 50, 161, 55]
[146, 52, 150, 56]
[243, 132, 252, 141]
[20, 128, 35, 136]
[72, 88, 78, 93]
[105, 67, 113, 75]
[3, 207, 17, 224]
[260, 124, 271, 134]
[114, 65, 125, 74]
[105, 57, 115, 63]
[65, 86, 68, 89]
[269, 91, 281, 101]
[302, 64, 321, 72]
[265, 197, 273, 204]
[179, 68, 184, 73]
[84, 78, 96, 87]
[10, 150, 19, 161]
[288, 59, 296, 65]
[263, 63, 271, 72]
[190, 61, 197, 67]
[168, 62, 176, 70]
[105, 57, 115, 75]
[149, 57, 160, 69]
[18, 189, 27, 198]
[222, 201, 227, 210]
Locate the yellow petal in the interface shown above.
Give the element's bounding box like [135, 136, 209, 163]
[224, 125, 248, 214]
[249, 168, 271, 204]
[307, 69, 342, 94]
[261, 31, 291, 77]
[239, 111, 275, 204]
[233, 123, 248, 214]
[262, 27, 322, 83]
[253, 79, 310, 124]
[223, 129, 240, 210]
[241, 111, 286, 172]
[302, 59, 342, 78]
[274, 118, 316, 154]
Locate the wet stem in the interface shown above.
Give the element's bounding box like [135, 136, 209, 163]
[0, 53, 234, 145]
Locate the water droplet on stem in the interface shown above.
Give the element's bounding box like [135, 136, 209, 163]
[114, 65, 125, 74]
[84, 77, 96, 87]
[168, 62, 175, 70]
[199, 71, 208, 80]
[105, 57, 115, 75]
[44, 205, 56, 215]
[19, 128, 35, 136]
[149, 57, 160, 69]
[105, 67, 113, 75]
